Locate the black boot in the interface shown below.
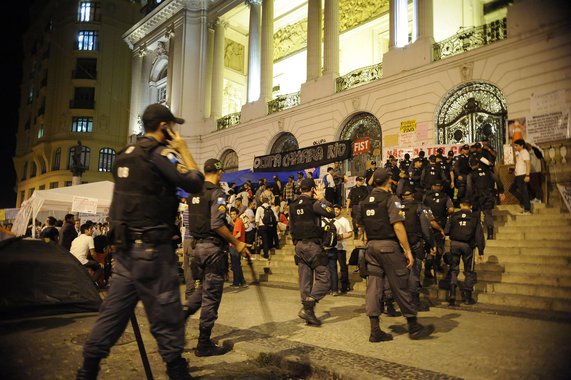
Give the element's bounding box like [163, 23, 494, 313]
[487, 226, 494, 240]
[412, 292, 430, 312]
[407, 317, 435, 340]
[76, 358, 100, 380]
[183, 304, 199, 321]
[166, 357, 194, 380]
[385, 300, 402, 317]
[462, 290, 477, 305]
[195, 327, 230, 357]
[298, 299, 321, 326]
[448, 284, 457, 306]
[369, 316, 393, 343]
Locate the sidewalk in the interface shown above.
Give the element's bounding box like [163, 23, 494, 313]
[1, 284, 570, 379]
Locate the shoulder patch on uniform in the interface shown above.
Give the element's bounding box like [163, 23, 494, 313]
[325, 207, 332, 213]
[125, 146, 135, 154]
[216, 197, 226, 205]
[160, 148, 177, 157]
[177, 163, 189, 174]
[218, 205, 227, 212]
[394, 201, 402, 209]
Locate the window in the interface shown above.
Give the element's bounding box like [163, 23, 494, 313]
[28, 188, 35, 198]
[65, 181, 73, 187]
[74, 58, 97, 79]
[20, 191, 25, 206]
[28, 87, 34, 104]
[70, 87, 95, 108]
[37, 126, 45, 139]
[50, 182, 58, 189]
[39, 185, 46, 190]
[98, 148, 116, 172]
[68, 145, 90, 170]
[30, 162, 37, 178]
[21, 162, 28, 180]
[40, 159, 46, 174]
[71, 117, 93, 132]
[52, 147, 61, 170]
[76, 30, 98, 51]
[78, 1, 101, 22]
[157, 85, 167, 104]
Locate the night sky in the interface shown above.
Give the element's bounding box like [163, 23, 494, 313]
[1, 1, 30, 208]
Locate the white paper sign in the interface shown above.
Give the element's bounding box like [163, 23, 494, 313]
[557, 184, 571, 213]
[72, 196, 99, 214]
[530, 90, 567, 115]
[526, 111, 570, 144]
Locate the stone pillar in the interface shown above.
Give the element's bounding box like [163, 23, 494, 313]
[129, 51, 143, 138]
[247, 0, 262, 103]
[204, 25, 214, 119]
[260, 0, 274, 102]
[323, 0, 339, 77]
[211, 20, 225, 119]
[417, 0, 433, 42]
[389, 0, 396, 48]
[306, 0, 322, 81]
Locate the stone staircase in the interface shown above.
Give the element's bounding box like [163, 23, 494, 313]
[241, 202, 571, 316]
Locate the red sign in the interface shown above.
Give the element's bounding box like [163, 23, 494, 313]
[352, 138, 371, 156]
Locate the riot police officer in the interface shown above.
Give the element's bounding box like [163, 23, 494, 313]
[421, 154, 447, 191]
[184, 158, 250, 356]
[289, 178, 335, 326]
[77, 104, 205, 380]
[445, 198, 485, 306]
[360, 168, 434, 342]
[399, 153, 412, 173]
[400, 189, 436, 312]
[422, 181, 454, 282]
[467, 156, 505, 239]
[453, 144, 472, 207]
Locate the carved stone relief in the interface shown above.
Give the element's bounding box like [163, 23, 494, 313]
[224, 38, 245, 73]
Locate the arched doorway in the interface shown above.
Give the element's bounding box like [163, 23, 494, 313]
[220, 149, 239, 172]
[339, 112, 382, 177]
[270, 132, 299, 154]
[436, 81, 507, 160]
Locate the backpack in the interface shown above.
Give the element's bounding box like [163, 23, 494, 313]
[322, 218, 338, 248]
[262, 205, 276, 227]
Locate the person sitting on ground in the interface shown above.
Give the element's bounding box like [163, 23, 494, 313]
[69, 223, 103, 285]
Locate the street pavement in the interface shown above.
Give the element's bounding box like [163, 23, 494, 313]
[1, 283, 570, 380]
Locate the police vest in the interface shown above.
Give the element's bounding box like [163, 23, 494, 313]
[471, 168, 493, 193]
[187, 182, 218, 239]
[423, 190, 449, 222]
[457, 155, 471, 176]
[424, 163, 442, 187]
[402, 200, 421, 244]
[110, 138, 178, 229]
[449, 210, 478, 243]
[289, 196, 322, 241]
[361, 190, 396, 241]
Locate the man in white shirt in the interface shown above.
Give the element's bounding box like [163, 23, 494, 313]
[323, 205, 353, 295]
[70, 223, 103, 283]
[509, 139, 531, 214]
[323, 167, 336, 204]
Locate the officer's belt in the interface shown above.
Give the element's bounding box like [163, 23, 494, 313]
[192, 236, 224, 246]
[295, 238, 322, 245]
[366, 237, 399, 243]
[127, 226, 171, 244]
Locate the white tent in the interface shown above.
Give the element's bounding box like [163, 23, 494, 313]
[12, 181, 115, 237]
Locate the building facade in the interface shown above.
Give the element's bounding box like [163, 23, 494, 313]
[122, 0, 570, 188]
[13, 0, 141, 207]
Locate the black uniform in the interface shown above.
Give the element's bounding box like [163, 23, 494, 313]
[467, 164, 504, 237]
[421, 163, 446, 190]
[360, 189, 416, 318]
[289, 195, 335, 305]
[453, 154, 471, 206]
[185, 181, 230, 335]
[445, 209, 485, 304]
[422, 190, 454, 276]
[399, 158, 412, 173]
[347, 184, 369, 236]
[82, 137, 204, 365]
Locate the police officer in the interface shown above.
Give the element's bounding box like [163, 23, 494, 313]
[184, 158, 250, 356]
[454, 144, 472, 207]
[420, 154, 447, 191]
[365, 160, 377, 189]
[406, 158, 424, 199]
[422, 181, 454, 282]
[346, 176, 369, 239]
[445, 198, 485, 306]
[77, 104, 205, 380]
[467, 156, 505, 240]
[289, 178, 335, 326]
[360, 168, 434, 342]
[399, 153, 412, 173]
[400, 188, 437, 312]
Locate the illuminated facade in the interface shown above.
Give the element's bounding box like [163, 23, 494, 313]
[124, 0, 570, 180]
[13, 0, 141, 206]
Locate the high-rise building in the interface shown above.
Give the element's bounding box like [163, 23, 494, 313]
[123, 0, 571, 189]
[13, 0, 141, 206]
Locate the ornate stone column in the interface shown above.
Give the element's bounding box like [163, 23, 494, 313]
[416, 0, 433, 42]
[323, 0, 339, 77]
[211, 20, 226, 119]
[389, 0, 396, 48]
[260, 0, 274, 102]
[129, 50, 143, 139]
[247, 0, 262, 103]
[306, 0, 322, 81]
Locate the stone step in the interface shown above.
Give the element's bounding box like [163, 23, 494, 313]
[497, 225, 571, 234]
[486, 239, 571, 248]
[478, 271, 571, 287]
[495, 231, 570, 240]
[476, 282, 571, 300]
[502, 262, 571, 276]
[484, 252, 571, 265]
[485, 246, 571, 257]
[476, 293, 571, 314]
[506, 218, 571, 227]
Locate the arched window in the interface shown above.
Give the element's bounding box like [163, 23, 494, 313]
[68, 145, 91, 170]
[98, 147, 116, 172]
[40, 158, 47, 174]
[149, 46, 168, 104]
[220, 149, 238, 173]
[270, 132, 299, 154]
[339, 112, 382, 177]
[30, 161, 37, 178]
[52, 147, 61, 170]
[435, 81, 507, 160]
[21, 162, 28, 180]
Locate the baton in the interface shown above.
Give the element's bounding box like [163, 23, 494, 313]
[130, 312, 154, 380]
[245, 254, 273, 324]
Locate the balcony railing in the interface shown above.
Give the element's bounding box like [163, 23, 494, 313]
[268, 92, 300, 114]
[336, 63, 383, 93]
[433, 18, 507, 61]
[217, 112, 241, 130]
